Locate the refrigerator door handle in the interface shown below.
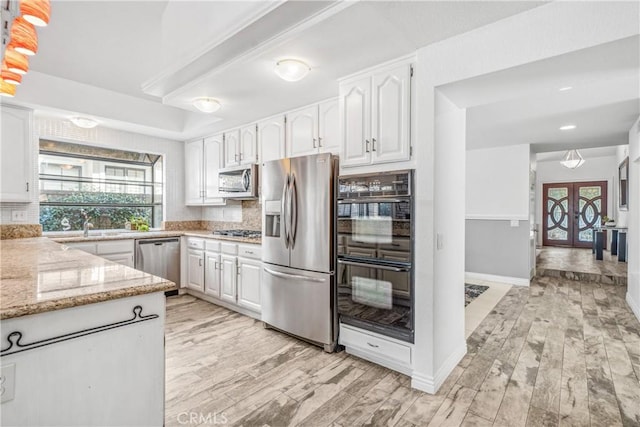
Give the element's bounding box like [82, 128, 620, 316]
[263, 267, 326, 283]
[281, 174, 290, 248]
[290, 173, 298, 249]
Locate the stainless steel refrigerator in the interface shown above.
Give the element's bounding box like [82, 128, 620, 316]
[262, 153, 338, 352]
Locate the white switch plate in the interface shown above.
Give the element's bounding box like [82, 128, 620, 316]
[1, 363, 16, 403]
[510, 220, 520, 227]
[11, 210, 27, 222]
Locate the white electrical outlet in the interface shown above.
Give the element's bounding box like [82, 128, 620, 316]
[0, 363, 16, 403]
[11, 210, 27, 222]
[510, 220, 520, 227]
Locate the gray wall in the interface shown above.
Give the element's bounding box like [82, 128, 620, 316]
[465, 219, 531, 279]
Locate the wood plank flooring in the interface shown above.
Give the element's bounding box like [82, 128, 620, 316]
[165, 277, 640, 426]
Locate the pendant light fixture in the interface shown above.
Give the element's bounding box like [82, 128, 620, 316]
[0, 78, 17, 97]
[3, 48, 29, 74]
[20, 0, 51, 27]
[1, 69, 22, 85]
[274, 59, 310, 82]
[193, 97, 221, 113]
[560, 149, 585, 169]
[10, 16, 38, 56]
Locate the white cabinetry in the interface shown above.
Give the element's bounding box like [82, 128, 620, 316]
[185, 136, 224, 205]
[65, 239, 135, 267]
[286, 98, 339, 158]
[258, 115, 286, 163]
[340, 62, 412, 167]
[204, 240, 221, 297]
[224, 126, 257, 167]
[0, 105, 33, 203]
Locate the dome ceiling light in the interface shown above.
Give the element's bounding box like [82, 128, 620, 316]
[69, 116, 99, 129]
[193, 97, 221, 113]
[274, 59, 310, 82]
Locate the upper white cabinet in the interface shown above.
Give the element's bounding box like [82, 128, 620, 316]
[339, 62, 412, 167]
[286, 98, 339, 158]
[224, 126, 257, 167]
[185, 135, 224, 206]
[0, 105, 33, 203]
[258, 115, 286, 163]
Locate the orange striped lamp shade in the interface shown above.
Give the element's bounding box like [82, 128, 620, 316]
[20, 0, 51, 27]
[10, 16, 38, 56]
[3, 48, 29, 74]
[1, 69, 22, 85]
[0, 78, 17, 97]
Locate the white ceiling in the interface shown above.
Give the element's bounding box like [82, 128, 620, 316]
[10, 0, 639, 155]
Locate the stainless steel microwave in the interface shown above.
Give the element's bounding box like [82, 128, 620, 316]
[218, 164, 258, 199]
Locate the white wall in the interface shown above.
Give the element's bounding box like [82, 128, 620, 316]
[535, 154, 619, 246]
[466, 144, 530, 220]
[0, 116, 201, 226]
[627, 117, 640, 321]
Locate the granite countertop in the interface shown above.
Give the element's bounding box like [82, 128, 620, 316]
[47, 230, 262, 245]
[0, 238, 177, 320]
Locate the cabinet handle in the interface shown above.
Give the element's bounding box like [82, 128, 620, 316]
[199, 259, 202, 267]
[313, 138, 317, 148]
[372, 138, 377, 152]
[365, 140, 370, 153]
[318, 137, 322, 147]
[214, 261, 218, 270]
[239, 153, 243, 161]
[234, 154, 239, 162]
[26, 182, 29, 192]
[367, 342, 379, 348]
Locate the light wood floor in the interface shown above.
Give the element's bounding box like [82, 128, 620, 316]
[165, 277, 640, 426]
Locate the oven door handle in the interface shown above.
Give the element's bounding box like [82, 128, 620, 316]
[337, 259, 410, 272]
[338, 198, 408, 204]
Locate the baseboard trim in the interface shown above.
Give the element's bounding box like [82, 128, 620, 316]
[411, 341, 466, 394]
[465, 272, 530, 287]
[185, 289, 261, 320]
[627, 292, 640, 322]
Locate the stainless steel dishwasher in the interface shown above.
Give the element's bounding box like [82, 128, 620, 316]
[135, 238, 180, 285]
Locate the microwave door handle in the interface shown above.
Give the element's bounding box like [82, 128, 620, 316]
[242, 169, 250, 192]
[289, 173, 298, 250]
[281, 174, 290, 248]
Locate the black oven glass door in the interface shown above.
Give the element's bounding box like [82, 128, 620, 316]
[337, 258, 413, 341]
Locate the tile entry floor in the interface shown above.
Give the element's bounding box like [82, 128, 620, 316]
[165, 278, 640, 426]
[536, 247, 628, 282]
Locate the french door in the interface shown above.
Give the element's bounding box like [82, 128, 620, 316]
[543, 181, 607, 248]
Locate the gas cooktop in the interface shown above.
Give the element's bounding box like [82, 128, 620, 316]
[212, 229, 261, 238]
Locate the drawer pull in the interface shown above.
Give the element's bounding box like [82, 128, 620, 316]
[245, 250, 253, 254]
[367, 342, 379, 348]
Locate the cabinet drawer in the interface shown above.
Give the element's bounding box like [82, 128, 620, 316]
[339, 325, 411, 366]
[238, 244, 261, 259]
[66, 242, 97, 254]
[221, 242, 238, 255]
[186, 238, 205, 250]
[97, 240, 134, 255]
[205, 240, 221, 252]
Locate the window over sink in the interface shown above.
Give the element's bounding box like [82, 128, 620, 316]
[38, 140, 163, 232]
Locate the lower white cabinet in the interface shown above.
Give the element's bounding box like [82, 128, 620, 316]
[183, 237, 261, 316]
[65, 239, 134, 268]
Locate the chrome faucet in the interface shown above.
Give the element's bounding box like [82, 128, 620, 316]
[81, 209, 93, 237]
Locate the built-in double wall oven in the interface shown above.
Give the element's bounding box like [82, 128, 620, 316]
[337, 170, 414, 343]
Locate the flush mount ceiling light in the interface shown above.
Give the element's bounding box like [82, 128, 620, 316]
[69, 116, 99, 129]
[559, 124, 577, 131]
[274, 59, 310, 82]
[20, 0, 51, 27]
[560, 149, 585, 169]
[0, 78, 17, 97]
[193, 97, 221, 113]
[558, 86, 573, 92]
[10, 16, 38, 56]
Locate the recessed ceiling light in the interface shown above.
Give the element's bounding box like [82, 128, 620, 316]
[559, 124, 577, 131]
[193, 97, 221, 113]
[69, 117, 99, 129]
[558, 86, 573, 92]
[274, 59, 310, 82]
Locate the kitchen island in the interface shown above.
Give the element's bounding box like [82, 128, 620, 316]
[0, 237, 176, 426]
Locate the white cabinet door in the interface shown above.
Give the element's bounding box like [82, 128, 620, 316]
[372, 64, 411, 164]
[237, 257, 261, 312]
[204, 251, 221, 297]
[340, 77, 371, 167]
[184, 139, 203, 205]
[224, 129, 240, 167]
[203, 134, 224, 204]
[258, 116, 285, 163]
[220, 254, 237, 303]
[0, 105, 33, 202]
[186, 249, 205, 292]
[239, 124, 257, 165]
[102, 253, 135, 268]
[286, 105, 318, 158]
[318, 98, 340, 154]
